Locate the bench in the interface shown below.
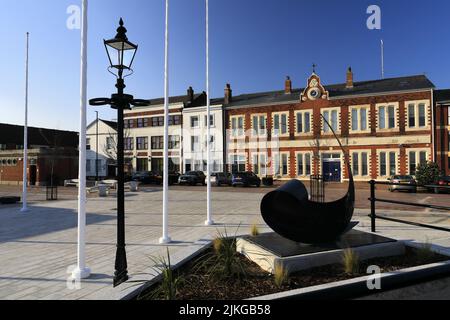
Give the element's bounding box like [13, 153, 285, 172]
[0, 197, 21, 205]
[64, 179, 79, 187]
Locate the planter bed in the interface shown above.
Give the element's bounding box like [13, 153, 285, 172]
[138, 244, 449, 300]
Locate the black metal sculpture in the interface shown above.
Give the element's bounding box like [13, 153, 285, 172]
[261, 116, 355, 244]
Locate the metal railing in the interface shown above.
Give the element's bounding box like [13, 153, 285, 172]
[310, 175, 325, 203]
[369, 180, 450, 233]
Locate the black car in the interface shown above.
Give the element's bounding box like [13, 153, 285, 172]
[132, 171, 179, 186]
[232, 172, 261, 187]
[215, 172, 232, 186]
[179, 171, 207, 186]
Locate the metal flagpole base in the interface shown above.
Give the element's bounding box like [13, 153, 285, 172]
[20, 207, 30, 213]
[159, 236, 172, 244]
[204, 220, 215, 226]
[71, 267, 91, 280]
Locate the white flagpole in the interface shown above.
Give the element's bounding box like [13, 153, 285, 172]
[73, 0, 91, 279]
[21, 32, 30, 213]
[205, 0, 214, 226]
[160, 0, 172, 244]
[381, 39, 384, 79]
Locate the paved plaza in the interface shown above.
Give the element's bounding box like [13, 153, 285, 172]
[0, 187, 449, 300]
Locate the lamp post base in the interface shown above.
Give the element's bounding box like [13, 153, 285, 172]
[159, 236, 172, 244]
[71, 267, 91, 280]
[204, 220, 215, 226]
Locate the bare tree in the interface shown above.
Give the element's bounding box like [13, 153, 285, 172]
[39, 129, 64, 187]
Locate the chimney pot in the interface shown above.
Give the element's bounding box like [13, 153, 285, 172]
[224, 83, 232, 105]
[187, 86, 194, 102]
[346, 67, 354, 89]
[285, 76, 292, 94]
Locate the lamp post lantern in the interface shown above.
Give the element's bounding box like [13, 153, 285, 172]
[90, 18, 149, 287]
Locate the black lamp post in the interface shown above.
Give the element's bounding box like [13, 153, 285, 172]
[90, 18, 149, 287]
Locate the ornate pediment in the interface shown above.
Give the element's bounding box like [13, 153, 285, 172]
[300, 73, 329, 102]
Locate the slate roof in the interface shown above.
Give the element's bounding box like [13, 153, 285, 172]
[101, 119, 118, 130]
[133, 74, 436, 111]
[435, 89, 450, 104]
[0, 123, 79, 148]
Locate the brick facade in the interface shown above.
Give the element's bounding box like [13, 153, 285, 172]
[225, 74, 433, 182]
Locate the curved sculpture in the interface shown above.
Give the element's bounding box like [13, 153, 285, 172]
[261, 117, 355, 244]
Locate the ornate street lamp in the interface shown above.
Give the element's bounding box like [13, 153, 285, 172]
[90, 18, 149, 287]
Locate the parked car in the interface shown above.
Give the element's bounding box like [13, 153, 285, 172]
[178, 171, 206, 186]
[132, 171, 179, 186]
[434, 176, 450, 194]
[215, 172, 232, 186]
[232, 172, 261, 188]
[388, 175, 417, 193]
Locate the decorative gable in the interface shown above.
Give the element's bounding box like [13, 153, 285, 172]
[300, 73, 329, 102]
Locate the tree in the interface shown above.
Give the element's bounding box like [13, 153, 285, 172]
[103, 128, 132, 176]
[39, 129, 64, 187]
[415, 162, 440, 186]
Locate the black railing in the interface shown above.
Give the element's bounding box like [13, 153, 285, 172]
[369, 180, 450, 233]
[310, 175, 325, 203]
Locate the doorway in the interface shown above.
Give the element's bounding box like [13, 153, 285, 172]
[29, 165, 37, 186]
[322, 153, 341, 182]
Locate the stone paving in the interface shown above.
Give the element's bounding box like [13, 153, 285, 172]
[0, 188, 449, 300]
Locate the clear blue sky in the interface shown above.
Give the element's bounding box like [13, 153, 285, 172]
[2, 0, 450, 131]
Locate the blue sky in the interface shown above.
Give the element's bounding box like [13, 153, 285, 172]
[2, 0, 450, 131]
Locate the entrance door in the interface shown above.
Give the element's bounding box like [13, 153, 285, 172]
[29, 165, 37, 186]
[323, 161, 341, 182]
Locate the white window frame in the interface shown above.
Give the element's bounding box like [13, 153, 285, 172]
[272, 152, 290, 177]
[405, 100, 430, 130]
[229, 153, 247, 173]
[191, 136, 200, 152]
[407, 149, 430, 175]
[230, 115, 245, 137]
[295, 110, 313, 135]
[351, 150, 371, 179]
[295, 152, 313, 177]
[272, 112, 290, 137]
[321, 107, 341, 134]
[251, 152, 268, 176]
[251, 114, 267, 137]
[376, 103, 399, 131]
[378, 149, 399, 178]
[190, 116, 200, 129]
[349, 105, 370, 133]
[204, 114, 215, 128]
[204, 134, 215, 151]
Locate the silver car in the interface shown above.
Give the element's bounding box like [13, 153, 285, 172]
[388, 175, 417, 193]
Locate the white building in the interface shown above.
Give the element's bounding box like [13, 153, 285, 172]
[86, 119, 117, 179]
[182, 90, 225, 173]
[123, 94, 186, 173]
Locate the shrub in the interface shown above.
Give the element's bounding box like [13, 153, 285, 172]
[415, 162, 440, 186]
[250, 224, 260, 237]
[139, 248, 182, 300]
[342, 249, 360, 275]
[273, 263, 289, 288]
[195, 228, 246, 281]
[416, 240, 435, 263]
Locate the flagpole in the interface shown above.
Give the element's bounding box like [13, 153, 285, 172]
[381, 39, 384, 79]
[205, 0, 214, 226]
[160, 0, 172, 244]
[73, 0, 91, 279]
[21, 32, 30, 213]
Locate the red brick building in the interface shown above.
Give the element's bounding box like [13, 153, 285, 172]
[225, 69, 435, 182]
[435, 89, 450, 175]
[0, 123, 79, 186]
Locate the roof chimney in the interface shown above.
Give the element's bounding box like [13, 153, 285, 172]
[346, 67, 354, 89]
[187, 86, 194, 102]
[224, 83, 232, 105]
[285, 76, 292, 94]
